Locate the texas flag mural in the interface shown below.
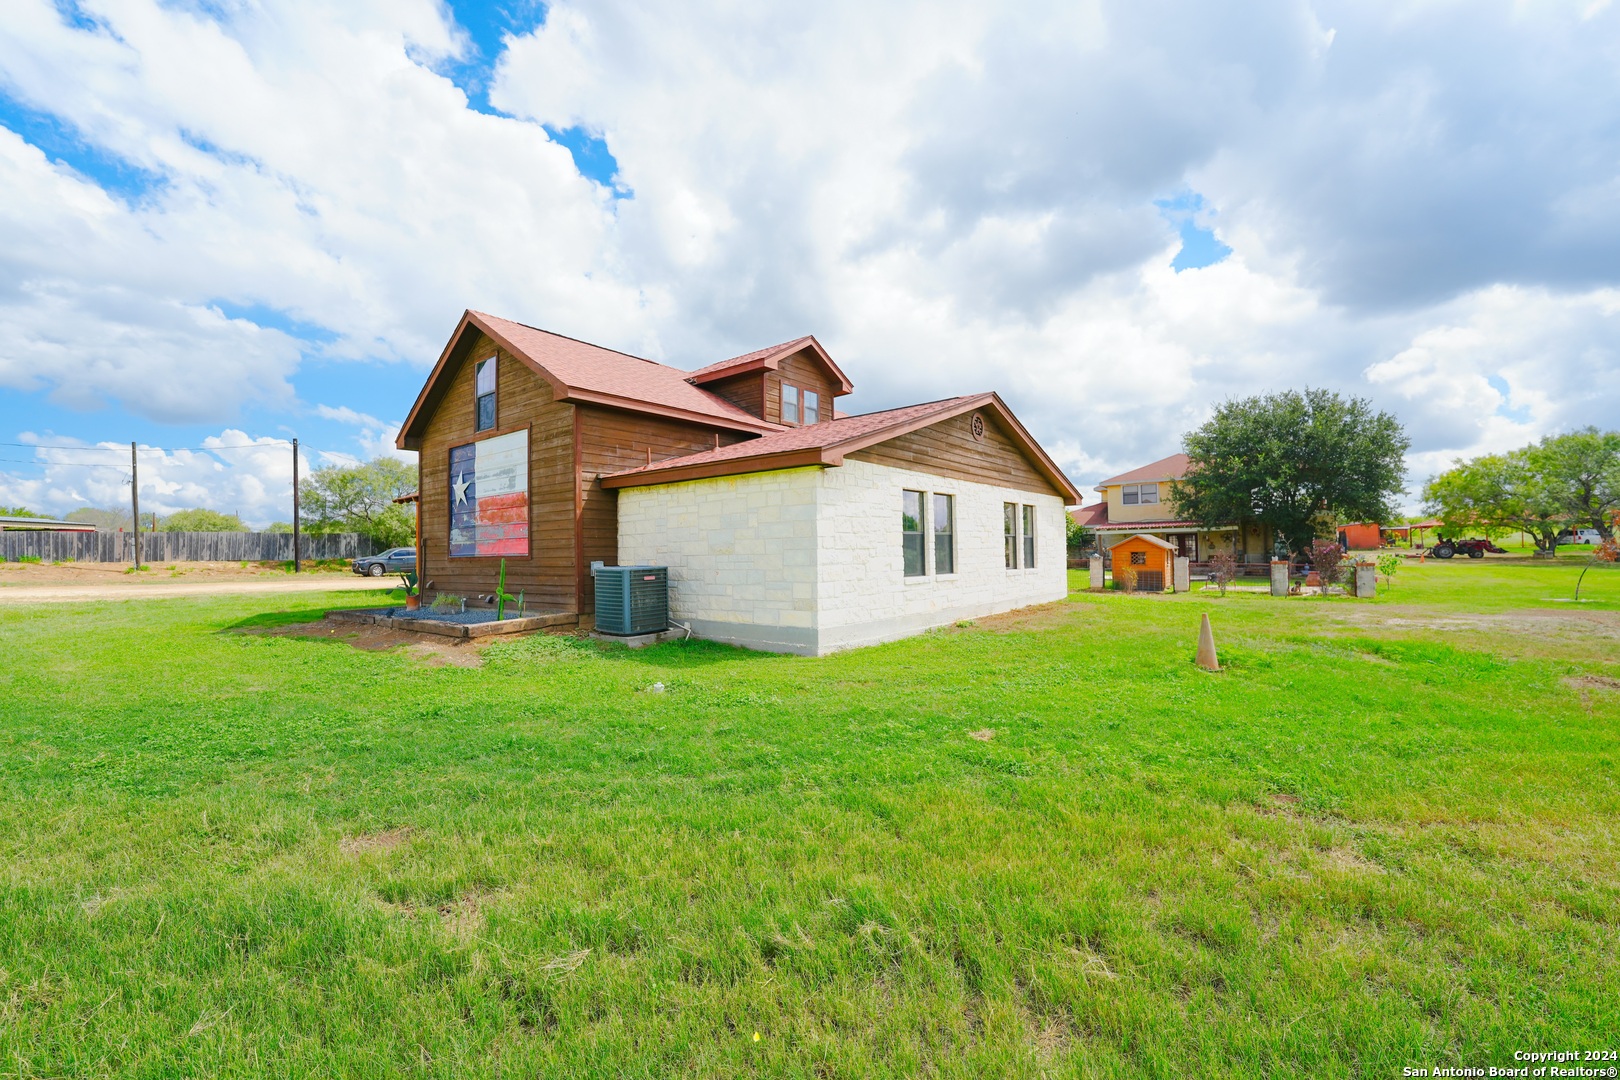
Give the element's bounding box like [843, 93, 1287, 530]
[449, 430, 529, 557]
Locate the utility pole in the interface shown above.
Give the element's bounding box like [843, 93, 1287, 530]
[130, 441, 141, 571]
[292, 438, 301, 573]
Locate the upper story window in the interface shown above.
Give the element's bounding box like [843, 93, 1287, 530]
[903, 490, 926, 577]
[1120, 482, 1159, 506]
[803, 389, 819, 424]
[782, 384, 799, 424]
[475, 356, 497, 432]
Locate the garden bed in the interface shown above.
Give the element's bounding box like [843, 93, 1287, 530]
[324, 606, 576, 638]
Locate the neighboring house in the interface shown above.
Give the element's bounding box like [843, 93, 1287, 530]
[398, 310, 1081, 655]
[1069, 453, 1271, 563]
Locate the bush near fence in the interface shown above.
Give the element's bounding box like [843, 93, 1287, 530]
[0, 531, 380, 563]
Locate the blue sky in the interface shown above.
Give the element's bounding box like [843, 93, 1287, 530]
[1, 0, 1616, 522]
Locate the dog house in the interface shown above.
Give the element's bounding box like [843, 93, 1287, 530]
[1109, 533, 1176, 592]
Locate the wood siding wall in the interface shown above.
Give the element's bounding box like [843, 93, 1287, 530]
[700, 372, 767, 419]
[575, 405, 755, 605]
[763, 352, 841, 426]
[848, 411, 1064, 498]
[418, 329, 577, 609]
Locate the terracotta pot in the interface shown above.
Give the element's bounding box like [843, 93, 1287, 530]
[1304, 571, 1321, 587]
[405, 595, 421, 610]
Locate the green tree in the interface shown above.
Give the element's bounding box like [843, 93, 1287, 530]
[159, 509, 248, 532]
[65, 507, 132, 531]
[1171, 389, 1411, 558]
[300, 457, 416, 548]
[263, 521, 294, 534]
[0, 505, 39, 518]
[1065, 514, 1094, 557]
[1531, 427, 1620, 540]
[1422, 450, 1566, 553]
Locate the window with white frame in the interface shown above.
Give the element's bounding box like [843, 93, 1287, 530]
[803, 389, 819, 424]
[903, 490, 926, 577]
[782, 384, 799, 424]
[1004, 502, 1018, 569]
[932, 493, 954, 574]
[1022, 504, 1036, 568]
[1121, 482, 1159, 506]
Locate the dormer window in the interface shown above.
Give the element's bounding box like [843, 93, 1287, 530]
[475, 356, 497, 432]
[782, 384, 799, 424]
[803, 389, 819, 424]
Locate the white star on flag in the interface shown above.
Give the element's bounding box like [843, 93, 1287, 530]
[453, 472, 469, 505]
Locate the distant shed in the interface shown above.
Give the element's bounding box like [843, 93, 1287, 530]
[0, 516, 95, 532]
[1109, 533, 1176, 592]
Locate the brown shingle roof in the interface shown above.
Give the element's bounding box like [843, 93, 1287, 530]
[399, 311, 784, 448]
[1096, 453, 1189, 489]
[686, 337, 816, 379]
[1069, 501, 1109, 528]
[471, 312, 779, 431]
[602, 392, 1082, 502]
[685, 334, 853, 395]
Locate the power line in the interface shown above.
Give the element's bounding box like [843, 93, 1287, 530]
[0, 439, 299, 452]
[0, 456, 130, 470]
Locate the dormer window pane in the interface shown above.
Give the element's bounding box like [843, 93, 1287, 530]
[783, 384, 800, 424]
[1122, 485, 1139, 505]
[475, 357, 497, 432]
[803, 389, 819, 424]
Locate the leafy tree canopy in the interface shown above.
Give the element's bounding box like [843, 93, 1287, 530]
[0, 505, 39, 518]
[1422, 428, 1620, 551]
[159, 508, 248, 532]
[1170, 388, 1410, 557]
[65, 507, 132, 531]
[300, 457, 416, 548]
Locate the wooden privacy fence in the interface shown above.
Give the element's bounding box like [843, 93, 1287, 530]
[0, 531, 380, 563]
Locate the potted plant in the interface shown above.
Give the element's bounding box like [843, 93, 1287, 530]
[394, 571, 421, 610]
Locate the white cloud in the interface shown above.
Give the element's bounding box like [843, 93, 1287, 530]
[0, 0, 1617, 517]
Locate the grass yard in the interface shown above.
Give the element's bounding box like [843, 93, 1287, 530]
[1, 562, 1617, 1077]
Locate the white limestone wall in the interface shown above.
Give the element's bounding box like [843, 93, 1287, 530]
[615, 460, 1069, 656]
[815, 459, 1068, 653]
[615, 468, 822, 653]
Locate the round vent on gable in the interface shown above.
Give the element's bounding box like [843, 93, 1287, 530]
[970, 413, 985, 441]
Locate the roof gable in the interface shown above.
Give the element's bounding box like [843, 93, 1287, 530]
[1118, 533, 1178, 551]
[399, 311, 782, 449]
[686, 335, 853, 396]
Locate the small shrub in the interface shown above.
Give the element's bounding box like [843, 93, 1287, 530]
[1310, 540, 1345, 592]
[1376, 552, 1402, 586]
[1208, 550, 1238, 596]
[17, 555, 42, 565]
[1116, 566, 1138, 592]
[431, 594, 465, 613]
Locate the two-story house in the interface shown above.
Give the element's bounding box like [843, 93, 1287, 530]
[1069, 453, 1272, 563]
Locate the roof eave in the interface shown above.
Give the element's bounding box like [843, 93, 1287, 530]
[601, 448, 833, 489]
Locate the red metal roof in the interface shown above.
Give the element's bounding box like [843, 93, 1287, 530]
[1093, 519, 1217, 531]
[1096, 453, 1189, 489]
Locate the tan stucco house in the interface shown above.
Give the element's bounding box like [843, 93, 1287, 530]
[1069, 453, 1272, 563]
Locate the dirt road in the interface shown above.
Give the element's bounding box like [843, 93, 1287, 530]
[0, 561, 391, 604]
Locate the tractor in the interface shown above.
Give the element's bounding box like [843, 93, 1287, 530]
[1432, 536, 1507, 559]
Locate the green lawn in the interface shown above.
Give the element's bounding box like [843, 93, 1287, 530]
[1, 562, 1617, 1078]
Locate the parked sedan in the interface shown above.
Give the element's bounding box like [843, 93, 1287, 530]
[352, 547, 417, 576]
